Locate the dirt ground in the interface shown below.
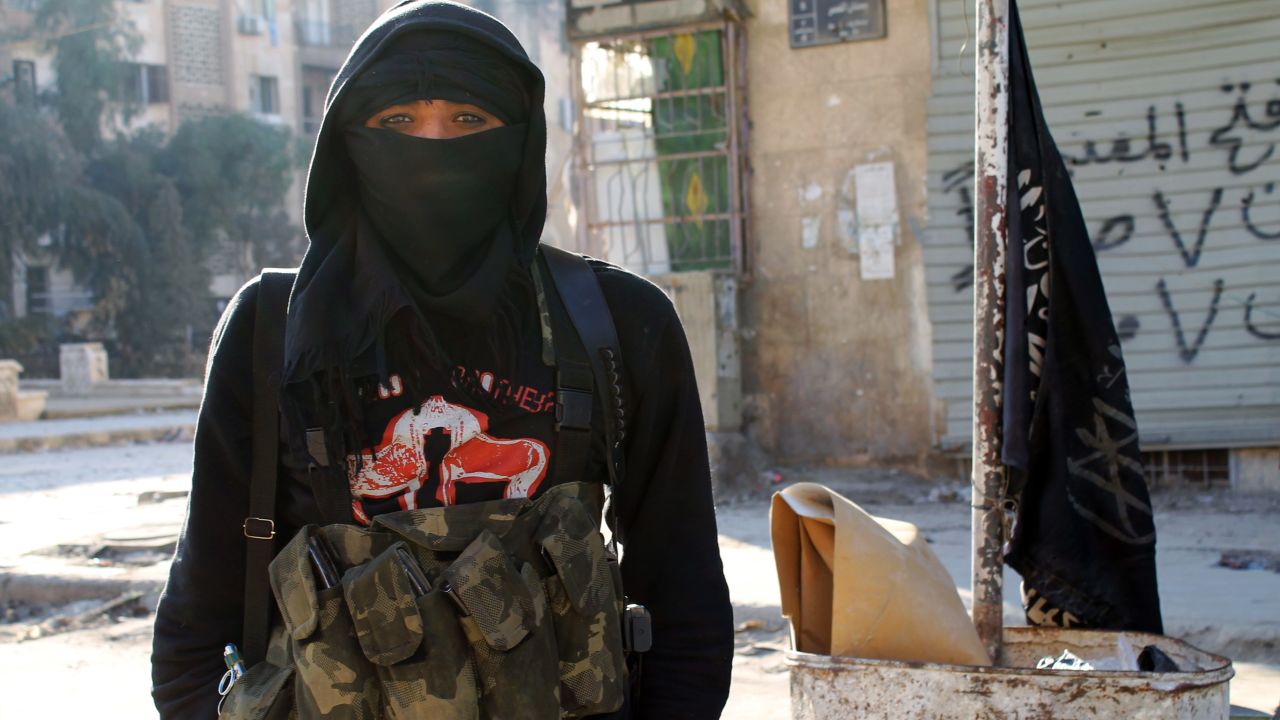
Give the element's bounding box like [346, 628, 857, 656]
[0, 442, 1277, 717]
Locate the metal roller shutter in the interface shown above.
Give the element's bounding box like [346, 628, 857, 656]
[924, 0, 1280, 450]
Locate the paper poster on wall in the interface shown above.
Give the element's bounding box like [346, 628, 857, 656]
[854, 162, 898, 280]
[859, 224, 895, 279]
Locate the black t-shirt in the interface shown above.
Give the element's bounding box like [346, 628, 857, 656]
[346, 319, 558, 521]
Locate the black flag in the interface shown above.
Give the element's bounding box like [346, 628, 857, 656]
[1000, 0, 1163, 634]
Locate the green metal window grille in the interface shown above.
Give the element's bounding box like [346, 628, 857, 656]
[573, 24, 746, 276]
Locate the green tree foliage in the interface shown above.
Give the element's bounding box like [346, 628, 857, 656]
[251, 208, 308, 271]
[0, 101, 81, 319]
[0, 111, 302, 375]
[56, 180, 145, 326]
[164, 113, 301, 276]
[0, 4, 303, 377]
[83, 133, 209, 375]
[34, 0, 140, 153]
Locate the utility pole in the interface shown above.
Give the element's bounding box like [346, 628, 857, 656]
[971, 0, 1009, 664]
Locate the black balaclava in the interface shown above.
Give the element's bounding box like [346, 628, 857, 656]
[278, 1, 550, 506]
[340, 31, 529, 300]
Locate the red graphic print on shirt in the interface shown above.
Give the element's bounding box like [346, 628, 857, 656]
[346, 394, 549, 523]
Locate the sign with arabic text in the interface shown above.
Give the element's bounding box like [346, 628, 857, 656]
[790, 0, 886, 49]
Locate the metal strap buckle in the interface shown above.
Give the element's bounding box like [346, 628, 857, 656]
[243, 517, 276, 540]
[556, 388, 593, 431]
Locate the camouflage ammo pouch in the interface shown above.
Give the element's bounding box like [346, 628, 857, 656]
[220, 482, 627, 720]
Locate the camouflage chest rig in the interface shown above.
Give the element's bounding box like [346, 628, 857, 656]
[222, 246, 641, 720]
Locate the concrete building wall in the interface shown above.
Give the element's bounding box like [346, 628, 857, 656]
[121, 1, 176, 134]
[738, 0, 937, 465]
[652, 272, 743, 432]
[1231, 448, 1280, 494]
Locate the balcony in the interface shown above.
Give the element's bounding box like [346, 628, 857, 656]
[294, 18, 331, 46]
[294, 18, 359, 67]
[294, 19, 361, 48]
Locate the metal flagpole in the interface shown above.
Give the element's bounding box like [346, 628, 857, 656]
[971, 0, 1010, 663]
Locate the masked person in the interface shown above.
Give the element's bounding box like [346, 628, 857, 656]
[150, 2, 734, 718]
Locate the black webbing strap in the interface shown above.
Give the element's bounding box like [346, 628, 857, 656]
[535, 256, 595, 486]
[539, 246, 628, 498]
[242, 269, 293, 667]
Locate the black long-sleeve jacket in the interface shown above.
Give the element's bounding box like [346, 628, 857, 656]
[151, 260, 734, 719]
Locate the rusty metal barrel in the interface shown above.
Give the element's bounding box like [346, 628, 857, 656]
[786, 627, 1234, 719]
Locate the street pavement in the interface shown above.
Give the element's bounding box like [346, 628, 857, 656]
[0, 410, 196, 452]
[0, 440, 1276, 717]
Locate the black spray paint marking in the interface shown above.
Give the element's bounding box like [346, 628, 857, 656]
[1156, 277, 1225, 363]
[1244, 292, 1280, 341]
[1116, 315, 1140, 342]
[1242, 182, 1280, 241]
[943, 162, 977, 291]
[1208, 82, 1280, 176]
[1153, 188, 1223, 268]
[1093, 215, 1135, 252]
[1175, 101, 1190, 163]
[1066, 103, 1189, 168]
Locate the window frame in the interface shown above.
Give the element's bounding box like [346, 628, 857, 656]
[250, 74, 281, 116]
[569, 21, 750, 278]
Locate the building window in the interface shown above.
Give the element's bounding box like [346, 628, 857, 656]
[12, 59, 36, 106]
[301, 86, 319, 134]
[25, 265, 50, 317]
[300, 65, 333, 135]
[250, 74, 280, 115]
[123, 63, 171, 105]
[574, 26, 747, 276]
[295, 0, 332, 47]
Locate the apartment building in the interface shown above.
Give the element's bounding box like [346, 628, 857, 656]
[2, 0, 397, 317]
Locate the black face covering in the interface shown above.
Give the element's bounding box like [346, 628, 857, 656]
[344, 122, 526, 295]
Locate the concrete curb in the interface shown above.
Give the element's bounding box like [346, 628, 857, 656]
[0, 568, 167, 611]
[41, 399, 201, 420]
[0, 424, 195, 453]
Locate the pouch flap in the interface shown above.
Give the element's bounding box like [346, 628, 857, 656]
[341, 542, 425, 666]
[442, 529, 533, 651]
[372, 497, 527, 552]
[268, 526, 321, 641]
[533, 481, 604, 518]
[318, 523, 395, 567]
[535, 500, 609, 615]
[220, 661, 294, 720]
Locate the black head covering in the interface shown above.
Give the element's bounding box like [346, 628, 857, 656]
[279, 0, 548, 474]
[336, 30, 531, 128]
[283, 0, 547, 380]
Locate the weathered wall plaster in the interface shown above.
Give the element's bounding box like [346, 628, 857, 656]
[740, 0, 940, 465]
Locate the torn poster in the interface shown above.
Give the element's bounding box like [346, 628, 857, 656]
[855, 162, 898, 280]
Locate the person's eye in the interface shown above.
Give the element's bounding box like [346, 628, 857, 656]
[378, 113, 413, 127]
[454, 112, 487, 126]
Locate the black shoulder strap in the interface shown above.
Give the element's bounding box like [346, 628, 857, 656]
[242, 268, 294, 666]
[539, 246, 628, 499]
